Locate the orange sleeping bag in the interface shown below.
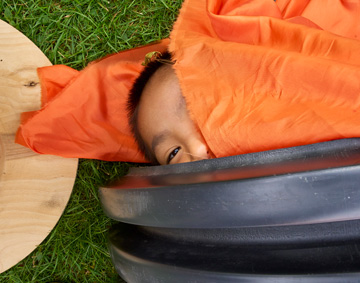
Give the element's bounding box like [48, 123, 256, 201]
[16, 0, 360, 162]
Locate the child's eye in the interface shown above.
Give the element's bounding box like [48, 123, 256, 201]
[167, 147, 181, 164]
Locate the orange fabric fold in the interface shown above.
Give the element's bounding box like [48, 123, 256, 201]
[16, 40, 169, 162]
[38, 65, 80, 106]
[169, 0, 360, 158]
[277, 0, 360, 40]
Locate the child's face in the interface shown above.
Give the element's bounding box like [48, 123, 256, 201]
[137, 64, 211, 165]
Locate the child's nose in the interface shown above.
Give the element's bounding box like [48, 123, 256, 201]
[186, 140, 209, 162]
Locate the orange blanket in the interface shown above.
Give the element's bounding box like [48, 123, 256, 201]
[16, 0, 360, 162]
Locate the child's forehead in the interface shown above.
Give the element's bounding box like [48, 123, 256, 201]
[142, 64, 181, 101]
[148, 64, 175, 86]
[138, 63, 187, 122]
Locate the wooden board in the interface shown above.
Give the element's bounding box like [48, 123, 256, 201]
[0, 20, 78, 273]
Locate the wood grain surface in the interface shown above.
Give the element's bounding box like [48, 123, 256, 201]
[0, 20, 78, 273]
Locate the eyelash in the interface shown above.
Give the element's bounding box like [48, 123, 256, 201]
[167, 146, 181, 164]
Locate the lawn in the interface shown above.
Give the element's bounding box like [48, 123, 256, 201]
[0, 0, 182, 282]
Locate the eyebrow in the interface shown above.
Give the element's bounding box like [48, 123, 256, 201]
[176, 94, 186, 118]
[151, 130, 171, 154]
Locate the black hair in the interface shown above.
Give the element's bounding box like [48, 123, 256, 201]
[127, 51, 172, 164]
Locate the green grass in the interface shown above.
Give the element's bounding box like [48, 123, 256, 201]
[0, 0, 182, 282]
